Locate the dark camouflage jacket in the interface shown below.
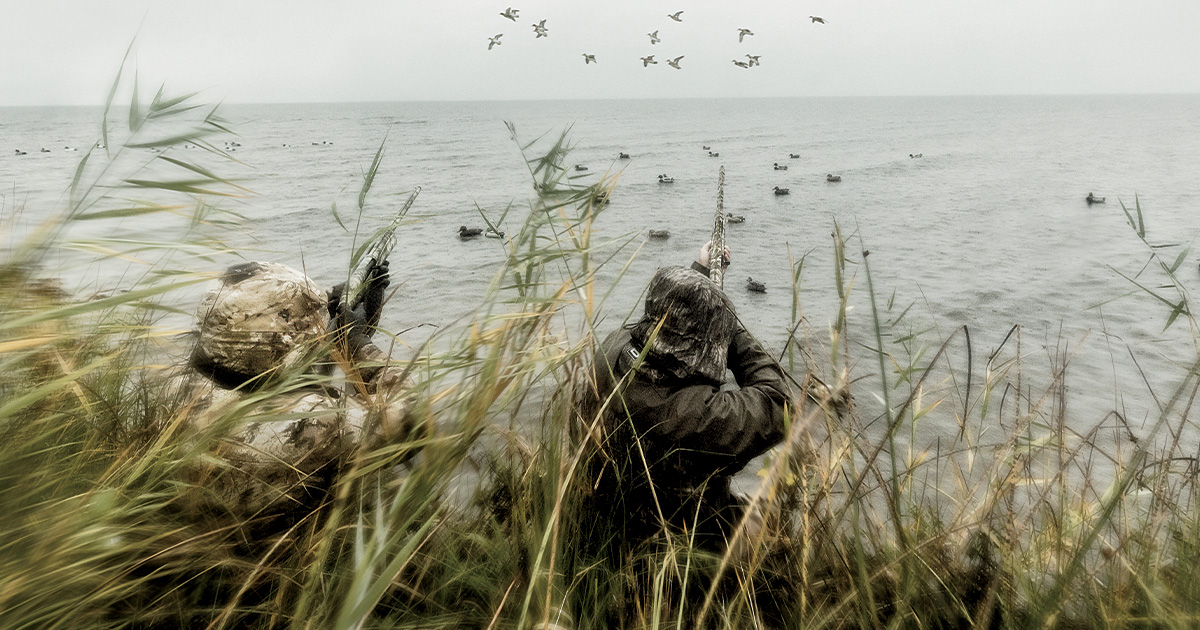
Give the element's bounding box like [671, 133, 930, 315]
[581, 324, 791, 548]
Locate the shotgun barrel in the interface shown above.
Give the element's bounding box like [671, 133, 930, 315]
[346, 186, 421, 308]
[709, 166, 726, 288]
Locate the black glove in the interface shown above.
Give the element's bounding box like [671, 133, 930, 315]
[328, 258, 390, 356]
[351, 257, 389, 330]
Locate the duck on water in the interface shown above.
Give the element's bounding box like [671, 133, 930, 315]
[1086, 192, 1106, 204]
[458, 226, 484, 239]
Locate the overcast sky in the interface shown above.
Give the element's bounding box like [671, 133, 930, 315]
[2, 0, 1198, 106]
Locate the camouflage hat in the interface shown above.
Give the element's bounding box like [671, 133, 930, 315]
[629, 266, 738, 384]
[194, 262, 329, 378]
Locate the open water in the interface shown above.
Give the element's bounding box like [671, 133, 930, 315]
[4, 95, 1200, 474]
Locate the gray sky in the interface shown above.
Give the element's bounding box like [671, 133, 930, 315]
[2, 0, 1198, 106]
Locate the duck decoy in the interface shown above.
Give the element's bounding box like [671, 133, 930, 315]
[773, 186, 789, 195]
[773, 162, 787, 170]
[618, 152, 630, 159]
[648, 229, 671, 239]
[726, 213, 745, 223]
[708, 151, 720, 157]
[658, 174, 675, 184]
[826, 174, 841, 182]
[789, 153, 800, 159]
[746, 277, 766, 293]
[484, 227, 505, 238]
[459, 225, 484, 239]
[574, 165, 588, 171]
[702, 145, 711, 150]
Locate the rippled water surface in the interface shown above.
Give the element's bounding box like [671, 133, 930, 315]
[4, 96, 1200, 463]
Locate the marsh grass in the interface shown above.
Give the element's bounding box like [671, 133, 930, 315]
[4, 66, 1200, 628]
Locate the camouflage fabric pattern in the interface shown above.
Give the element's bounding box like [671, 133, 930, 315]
[629, 265, 738, 384]
[195, 262, 329, 378]
[172, 261, 413, 528]
[167, 367, 411, 526]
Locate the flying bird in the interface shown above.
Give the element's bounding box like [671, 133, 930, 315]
[640, 55, 658, 67]
[732, 59, 750, 68]
[737, 28, 754, 43]
[667, 11, 683, 22]
[487, 34, 503, 50]
[745, 54, 761, 67]
[532, 19, 548, 37]
[582, 53, 596, 64]
[500, 7, 519, 21]
[809, 15, 826, 23]
[648, 30, 660, 44]
[667, 55, 684, 69]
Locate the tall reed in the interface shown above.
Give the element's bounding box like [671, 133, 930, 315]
[3, 65, 1200, 630]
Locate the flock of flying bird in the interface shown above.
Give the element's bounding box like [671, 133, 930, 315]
[487, 7, 827, 69]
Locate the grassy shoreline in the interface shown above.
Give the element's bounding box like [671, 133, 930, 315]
[3, 85, 1200, 629]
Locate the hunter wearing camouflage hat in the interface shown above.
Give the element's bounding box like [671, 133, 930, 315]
[166, 258, 413, 540]
[580, 242, 793, 560]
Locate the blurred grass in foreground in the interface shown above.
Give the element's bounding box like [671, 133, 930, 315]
[3, 72, 1200, 629]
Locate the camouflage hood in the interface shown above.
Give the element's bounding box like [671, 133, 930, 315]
[193, 262, 329, 380]
[628, 266, 738, 384]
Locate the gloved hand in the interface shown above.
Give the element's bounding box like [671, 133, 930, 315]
[698, 241, 732, 270]
[351, 257, 389, 330]
[328, 258, 390, 357]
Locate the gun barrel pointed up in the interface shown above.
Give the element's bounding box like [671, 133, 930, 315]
[710, 166, 727, 287]
[346, 185, 421, 306]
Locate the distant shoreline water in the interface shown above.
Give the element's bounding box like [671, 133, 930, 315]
[4, 95, 1200, 477]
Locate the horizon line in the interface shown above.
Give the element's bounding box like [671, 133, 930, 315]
[2, 91, 1198, 109]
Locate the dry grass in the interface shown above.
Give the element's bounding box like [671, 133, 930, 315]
[2, 65, 1200, 629]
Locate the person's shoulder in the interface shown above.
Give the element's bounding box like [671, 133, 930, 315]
[597, 328, 633, 360]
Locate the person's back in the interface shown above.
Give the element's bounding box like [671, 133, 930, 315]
[579, 248, 792, 558]
[166, 260, 412, 536]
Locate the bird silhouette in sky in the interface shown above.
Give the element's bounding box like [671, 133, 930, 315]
[732, 59, 750, 68]
[737, 28, 754, 43]
[745, 54, 761, 66]
[532, 19, 548, 37]
[668, 11, 683, 22]
[488, 34, 502, 50]
[641, 55, 658, 66]
[667, 55, 684, 69]
[500, 7, 519, 21]
[809, 15, 826, 24]
[648, 30, 660, 44]
[582, 53, 596, 64]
